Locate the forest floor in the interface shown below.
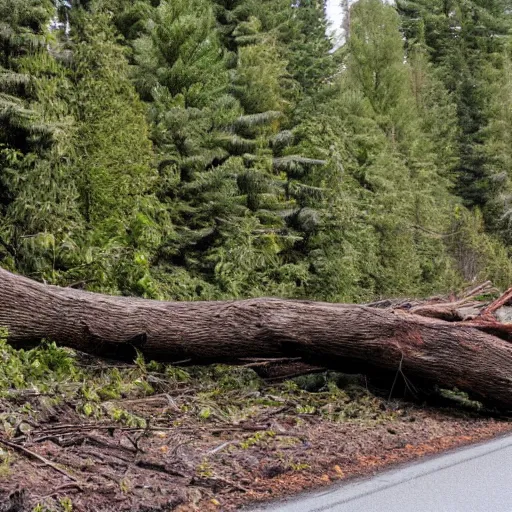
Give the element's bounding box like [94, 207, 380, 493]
[0, 344, 511, 512]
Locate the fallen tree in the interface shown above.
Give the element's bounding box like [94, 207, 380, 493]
[0, 267, 512, 409]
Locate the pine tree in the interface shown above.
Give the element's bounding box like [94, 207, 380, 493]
[347, 0, 414, 139]
[70, 9, 165, 295]
[296, 0, 462, 299]
[0, 0, 55, 154]
[134, 0, 227, 108]
[0, 0, 83, 280]
[130, 0, 235, 298]
[130, 0, 328, 298]
[397, 0, 512, 217]
[204, 0, 331, 297]
[264, 0, 336, 97]
[481, 53, 512, 242]
[3, 0, 511, 302]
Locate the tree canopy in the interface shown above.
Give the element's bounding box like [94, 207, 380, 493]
[1, 0, 512, 300]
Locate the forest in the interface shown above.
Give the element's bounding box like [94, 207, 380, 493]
[2, 0, 512, 303]
[2, 1, 512, 510]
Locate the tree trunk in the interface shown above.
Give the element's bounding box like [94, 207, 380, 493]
[0, 267, 511, 409]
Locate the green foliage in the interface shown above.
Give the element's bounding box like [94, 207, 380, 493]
[72, 11, 157, 227]
[292, 0, 462, 300]
[232, 38, 290, 114]
[0, 0, 82, 280]
[134, 0, 228, 108]
[1, 0, 512, 303]
[282, 0, 337, 96]
[447, 208, 512, 288]
[239, 429, 276, 449]
[348, 0, 412, 134]
[0, 335, 80, 395]
[398, 0, 512, 223]
[0, 446, 11, 477]
[65, 8, 167, 295]
[59, 498, 73, 512]
[481, 53, 512, 242]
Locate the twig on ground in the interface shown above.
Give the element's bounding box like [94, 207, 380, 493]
[263, 367, 327, 381]
[0, 436, 82, 485]
[207, 441, 237, 455]
[39, 482, 84, 499]
[193, 475, 248, 493]
[135, 459, 189, 478]
[239, 357, 302, 368]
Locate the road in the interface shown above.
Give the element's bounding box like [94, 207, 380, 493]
[248, 434, 512, 512]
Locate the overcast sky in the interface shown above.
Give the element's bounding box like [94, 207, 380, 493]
[325, 0, 345, 29]
[325, 0, 394, 44]
[325, 0, 344, 23]
[325, 0, 346, 43]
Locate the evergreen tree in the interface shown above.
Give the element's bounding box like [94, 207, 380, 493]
[397, 0, 512, 219]
[134, 0, 227, 108]
[1, 0, 511, 302]
[0, 0, 55, 156]
[259, 0, 336, 97]
[130, 0, 327, 298]
[287, 1, 335, 95]
[481, 53, 512, 242]
[296, 0, 462, 299]
[70, 9, 165, 295]
[0, 0, 83, 280]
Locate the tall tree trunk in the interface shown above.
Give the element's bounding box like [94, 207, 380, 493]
[0, 267, 511, 409]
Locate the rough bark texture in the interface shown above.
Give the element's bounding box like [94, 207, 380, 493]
[0, 267, 511, 409]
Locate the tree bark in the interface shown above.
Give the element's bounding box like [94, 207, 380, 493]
[0, 267, 511, 409]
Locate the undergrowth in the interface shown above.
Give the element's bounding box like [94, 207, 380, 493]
[0, 330, 397, 440]
[0, 332, 500, 512]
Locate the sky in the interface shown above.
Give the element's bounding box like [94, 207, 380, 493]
[325, 0, 348, 44]
[325, 0, 394, 45]
[325, 0, 346, 29]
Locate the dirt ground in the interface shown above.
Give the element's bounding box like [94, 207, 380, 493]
[1, 357, 511, 512]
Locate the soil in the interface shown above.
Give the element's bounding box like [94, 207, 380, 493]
[1, 365, 511, 512]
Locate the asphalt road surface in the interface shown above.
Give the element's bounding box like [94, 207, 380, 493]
[248, 434, 512, 512]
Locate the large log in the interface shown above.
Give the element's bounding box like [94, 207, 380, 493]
[0, 267, 511, 409]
